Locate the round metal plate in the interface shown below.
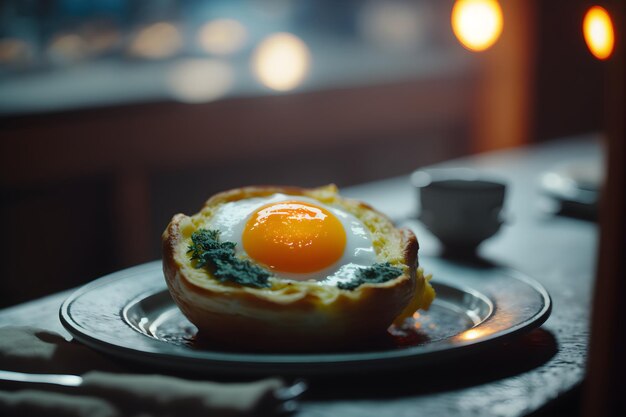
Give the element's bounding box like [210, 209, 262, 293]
[60, 258, 551, 375]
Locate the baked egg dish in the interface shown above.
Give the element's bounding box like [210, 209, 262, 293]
[162, 185, 434, 351]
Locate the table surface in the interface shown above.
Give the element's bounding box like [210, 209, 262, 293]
[0, 135, 601, 417]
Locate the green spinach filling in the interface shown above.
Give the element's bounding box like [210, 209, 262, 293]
[336, 262, 404, 290]
[188, 229, 271, 288]
[188, 229, 403, 290]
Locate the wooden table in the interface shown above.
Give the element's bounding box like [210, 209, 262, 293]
[0, 135, 600, 416]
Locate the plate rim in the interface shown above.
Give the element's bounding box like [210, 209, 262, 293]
[59, 260, 552, 373]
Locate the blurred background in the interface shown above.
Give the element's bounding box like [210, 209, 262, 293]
[0, 0, 608, 307]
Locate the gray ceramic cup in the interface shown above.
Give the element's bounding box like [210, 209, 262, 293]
[411, 168, 507, 253]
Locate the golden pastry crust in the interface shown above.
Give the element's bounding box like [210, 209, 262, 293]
[162, 184, 434, 351]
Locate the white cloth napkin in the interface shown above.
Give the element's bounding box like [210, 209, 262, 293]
[0, 326, 287, 417]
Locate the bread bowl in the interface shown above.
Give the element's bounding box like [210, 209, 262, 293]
[162, 184, 434, 351]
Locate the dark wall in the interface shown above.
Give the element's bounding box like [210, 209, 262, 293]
[1, 178, 116, 305]
[533, 0, 605, 141]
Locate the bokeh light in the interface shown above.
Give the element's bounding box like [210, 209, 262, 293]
[197, 19, 248, 55]
[48, 34, 88, 64]
[129, 22, 182, 59]
[359, 1, 426, 49]
[0, 38, 34, 65]
[167, 59, 234, 103]
[252, 33, 310, 91]
[451, 0, 503, 52]
[583, 6, 615, 60]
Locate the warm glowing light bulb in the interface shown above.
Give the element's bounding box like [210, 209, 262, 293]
[252, 33, 310, 91]
[451, 0, 503, 51]
[583, 6, 615, 60]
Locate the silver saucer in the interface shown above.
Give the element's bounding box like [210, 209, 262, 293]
[60, 258, 551, 375]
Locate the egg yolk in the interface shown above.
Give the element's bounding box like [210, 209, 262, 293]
[242, 201, 347, 273]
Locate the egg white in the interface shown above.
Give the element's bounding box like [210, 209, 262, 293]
[207, 193, 378, 285]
